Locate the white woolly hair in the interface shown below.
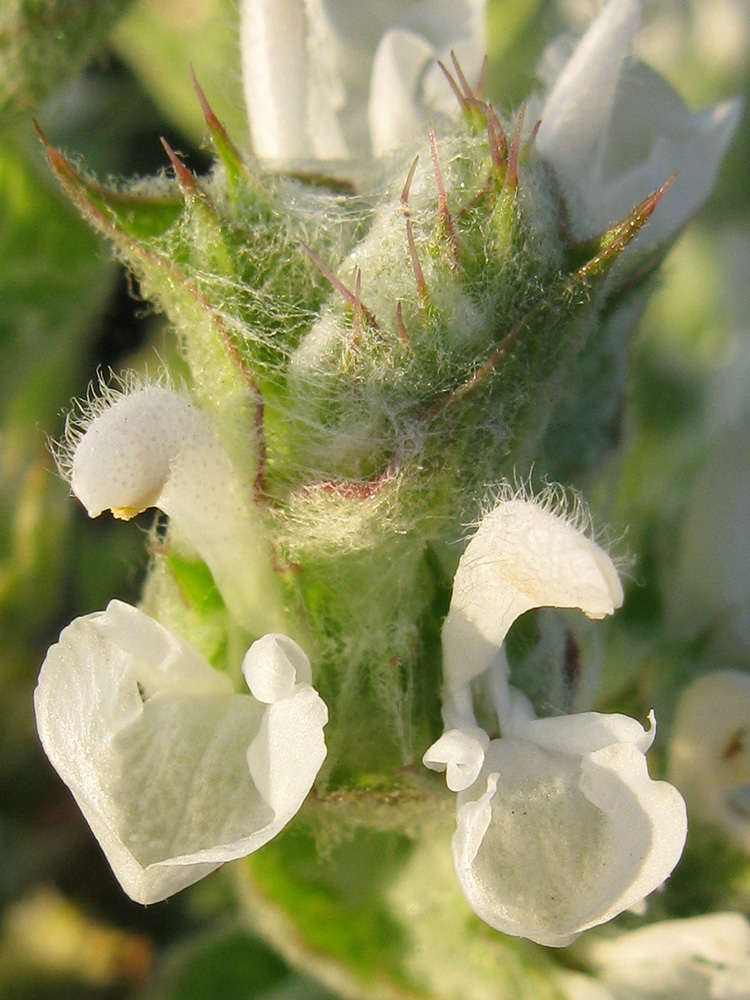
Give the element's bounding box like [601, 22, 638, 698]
[52, 367, 175, 483]
[472, 474, 632, 575]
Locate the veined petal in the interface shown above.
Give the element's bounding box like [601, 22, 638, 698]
[442, 496, 622, 692]
[34, 602, 327, 904]
[452, 730, 686, 947]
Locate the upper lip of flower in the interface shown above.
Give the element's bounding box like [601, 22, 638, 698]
[62, 381, 292, 639]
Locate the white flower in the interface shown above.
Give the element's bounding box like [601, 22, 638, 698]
[240, 0, 487, 160]
[535, 0, 742, 250]
[63, 382, 288, 637]
[570, 912, 750, 1000]
[452, 710, 686, 947]
[669, 670, 750, 851]
[34, 600, 327, 904]
[424, 492, 686, 946]
[440, 493, 623, 705]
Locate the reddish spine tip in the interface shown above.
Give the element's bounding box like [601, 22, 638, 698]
[300, 241, 380, 330]
[160, 137, 199, 192]
[300, 239, 351, 299]
[450, 50, 474, 101]
[523, 119, 542, 158]
[189, 64, 249, 182]
[437, 61, 468, 113]
[643, 171, 678, 217]
[406, 218, 429, 306]
[429, 126, 461, 270]
[505, 103, 526, 191]
[486, 106, 508, 173]
[190, 65, 216, 125]
[395, 301, 411, 344]
[33, 120, 69, 174]
[476, 55, 488, 100]
[401, 155, 420, 206]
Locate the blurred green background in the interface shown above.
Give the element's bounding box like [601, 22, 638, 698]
[1, 0, 748, 997]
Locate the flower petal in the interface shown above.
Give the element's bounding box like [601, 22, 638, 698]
[422, 727, 490, 792]
[578, 742, 687, 926]
[536, 0, 741, 248]
[452, 734, 686, 946]
[242, 632, 313, 703]
[671, 416, 750, 658]
[442, 496, 623, 692]
[240, 0, 347, 160]
[369, 29, 437, 157]
[67, 384, 288, 636]
[509, 709, 655, 754]
[536, 0, 641, 204]
[34, 602, 327, 904]
[582, 912, 750, 1000]
[241, 0, 487, 161]
[247, 683, 328, 816]
[597, 67, 742, 245]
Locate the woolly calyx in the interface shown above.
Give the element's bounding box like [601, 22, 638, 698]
[240, 0, 487, 160]
[34, 600, 327, 905]
[535, 0, 742, 250]
[668, 671, 750, 851]
[65, 383, 289, 637]
[441, 494, 623, 698]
